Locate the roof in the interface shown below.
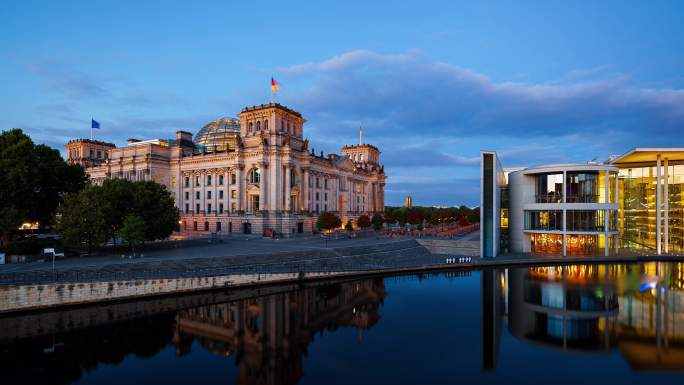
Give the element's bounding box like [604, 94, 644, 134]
[609, 148, 684, 164]
[240, 103, 303, 118]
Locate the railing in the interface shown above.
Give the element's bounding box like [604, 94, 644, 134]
[566, 194, 600, 203]
[535, 194, 562, 203]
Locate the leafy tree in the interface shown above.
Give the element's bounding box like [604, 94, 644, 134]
[58, 187, 108, 254]
[344, 220, 354, 232]
[383, 209, 396, 225]
[316, 212, 341, 232]
[100, 179, 136, 243]
[395, 207, 408, 227]
[131, 181, 179, 242]
[0, 129, 86, 244]
[120, 214, 146, 255]
[459, 216, 470, 226]
[408, 209, 426, 225]
[371, 214, 384, 231]
[356, 214, 371, 229]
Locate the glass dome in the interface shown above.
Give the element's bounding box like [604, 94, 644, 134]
[194, 118, 240, 152]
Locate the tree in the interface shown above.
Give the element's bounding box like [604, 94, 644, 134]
[0, 129, 86, 244]
[371, 214, 384, 231]
[383, 209, 396, 225]
[131, 181, 179, 242]
[316, 212, 341, 232]
[344, 220, 354, 232]
[408, 209, 426, 225]
[459, 216, 470, 226]
[120, 215, 146, 255]
[356, 214, 371, 229]
[58, 187, 108, 254]
[100, 179, 136, 243]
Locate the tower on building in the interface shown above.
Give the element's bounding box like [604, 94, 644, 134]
[405, 195, 413, 208]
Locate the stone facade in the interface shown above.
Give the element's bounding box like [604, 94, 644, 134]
[66, 103, 386, 236]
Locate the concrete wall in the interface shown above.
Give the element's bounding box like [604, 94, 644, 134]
[0, 271, 363, 314]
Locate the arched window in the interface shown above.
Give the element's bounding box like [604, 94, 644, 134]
[256, 121, 261, 131]
[264, 120, 269, 131]
[248, 122, 253, 134]
[248, 168, 261, 184]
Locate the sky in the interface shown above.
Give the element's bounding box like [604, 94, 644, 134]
[1, 0, 683, 207]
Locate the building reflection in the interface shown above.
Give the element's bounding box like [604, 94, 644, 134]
[0, 278, 385, 385]
[172, 279, 385, 385]
[485, 263, 684, 371]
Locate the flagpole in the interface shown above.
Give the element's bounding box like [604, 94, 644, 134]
[91, 118, 93, 140]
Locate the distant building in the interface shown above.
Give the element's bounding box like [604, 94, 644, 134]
[405, 195, 412, 208]
[66, 102, 386, 237]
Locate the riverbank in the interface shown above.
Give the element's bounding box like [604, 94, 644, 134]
[1, 233, 684, 314]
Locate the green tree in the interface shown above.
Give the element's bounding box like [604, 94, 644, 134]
[344, 220, 354, 232]
[119, 214, 146, 255]
[0, 129, 86, 244]
[316, 212, 342, 232]
[356, 214, 371, 229]
[371, 214, 384, 231]
[131, 181, 179, 242]
[100, 179, 136, 243]
[58, 187, 108, 254]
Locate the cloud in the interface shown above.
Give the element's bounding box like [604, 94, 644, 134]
[280, 50, 684, 142]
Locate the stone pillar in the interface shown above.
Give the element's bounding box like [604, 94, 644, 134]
[303, 169, 310, 211]
[615, 171, 619, 255]
[237, 166, 244, 212]
[285, 164, 291, 212]
[657, 154, 662, 255]
[259, 163, 266, 213]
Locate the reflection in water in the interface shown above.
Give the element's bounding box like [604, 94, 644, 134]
[0, 279, 385, 385]
[2, 264, 684, 384]
[488, 263, 684, 371]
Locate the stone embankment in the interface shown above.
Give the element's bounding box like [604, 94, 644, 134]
[0, 240, 445, 313]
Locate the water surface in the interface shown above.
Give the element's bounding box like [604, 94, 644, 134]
[2, 262, 684, 384]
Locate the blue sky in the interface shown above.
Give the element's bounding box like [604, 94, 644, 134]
[2, 0, 683, 206]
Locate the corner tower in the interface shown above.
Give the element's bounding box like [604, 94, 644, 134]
[341, 127, 381, 166]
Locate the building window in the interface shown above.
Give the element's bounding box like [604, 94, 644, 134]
[185, 192, 189, 200]
[97, 150, 102, 159]
[231, 173, 236, 184]
[281, 121, 285, 131]
[252, 195, 260, 212]
[207, 175, 212, 186]
[172, 176, 177, 188]
[324, 204, 328, 211]
[316, 178, 320, 188]
[316, 192, 319, 201]
[196, 203, 200, 213]
[248, 122, 253, 134]
[193, 221, 198, 231]
[219, 203, 224, 214]
[216, 221, 221, 232]
[90, 149, 94, 158]
[231, 190, 237, 199]
[248, 168, 261, 184]
[196, 191, 200, 200]
[204, 221, 209, 231]
[207, 191, 212, 199]
[195, 176, 200, 187]
[524, 210, 563, 231]
[184, 177, 189, 188]
[219, 175, 224, 185]
[264, 120, 269, 130]
[256, 121, 261, 131]
[185, 204, 189, 214]
[231, 202, 236, 212]
[219, 190, 224, 199]
[324, 179, 328, 189]
[324, 193, 328, 201]
[316, 203, 319, 213]
[207, 203, 212, 213]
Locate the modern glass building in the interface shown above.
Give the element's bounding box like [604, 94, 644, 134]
[481, 148, 684, 257]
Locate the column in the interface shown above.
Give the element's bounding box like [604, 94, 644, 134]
[259, 163, 266, 212]
[604, 170, 609, 257]
[656, 154, 662, 255]
[301, 168, 308, 212]
[285, 164, 291, 212]
[237, 167, 244, 212]
[664, 158, 669, 254]
[562, 172, 567, 257]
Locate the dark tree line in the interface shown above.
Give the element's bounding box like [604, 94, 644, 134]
[0, 129, 86, 245]
[383, 205, 479, 227]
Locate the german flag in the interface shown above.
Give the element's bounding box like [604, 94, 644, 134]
[271, 77, 280, 91]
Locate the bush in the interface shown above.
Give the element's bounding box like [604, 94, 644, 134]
[356, 214, 371, 229]
[345, 220, 353, 232]
[316, 212, 342, 232]
[371, 214, 384, 231]
[2, 237, 60, 255]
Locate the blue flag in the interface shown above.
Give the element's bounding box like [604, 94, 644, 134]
[91, 119, 100, 129]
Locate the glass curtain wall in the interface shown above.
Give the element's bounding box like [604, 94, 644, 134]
[619, 164, 684, 252]
[535, 174, 563, 203]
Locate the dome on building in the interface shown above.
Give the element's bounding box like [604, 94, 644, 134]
[194, 117, 241, 152]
